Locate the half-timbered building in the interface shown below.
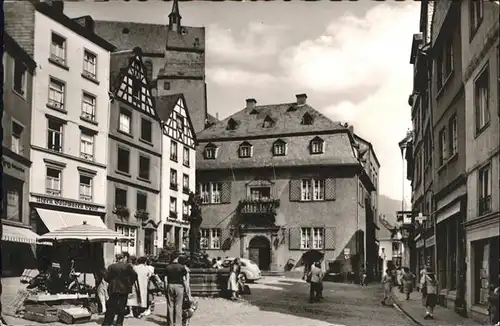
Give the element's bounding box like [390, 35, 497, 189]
[196, 94, 377, 277]
[106, 47, 162, 264]
[155, 94, 197, 251]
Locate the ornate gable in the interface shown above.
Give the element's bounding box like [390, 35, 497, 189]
[161, 95, 196, 148]
[114, 48, 157, 118]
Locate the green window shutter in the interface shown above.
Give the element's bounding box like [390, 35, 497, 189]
[324, 227, 335, 250]
[288, 227, 301, 250]
[289, 180, 301, 202]
[325, 178, 336, 201]
[220, 182, 232, 203]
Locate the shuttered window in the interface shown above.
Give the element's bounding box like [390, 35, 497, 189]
[289, 226, 335, 250]
[289, 178, 335, 201]
[199, 182, 231, 204]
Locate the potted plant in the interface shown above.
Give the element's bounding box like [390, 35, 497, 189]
[113, 205, 130, 218]
[135, 209, 149, 220]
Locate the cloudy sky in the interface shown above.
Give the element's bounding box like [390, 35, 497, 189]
[66, 0, 416, 202]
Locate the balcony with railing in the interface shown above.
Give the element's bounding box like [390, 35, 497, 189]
[238, 198, 280, 227]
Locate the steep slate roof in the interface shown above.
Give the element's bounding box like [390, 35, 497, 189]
[109, 50, 135, 91]
[155, 94, 181, 123]
[378, 217, 395, 241]
[197, 103, 345, 140]
[196, 100, 359, 170]
[92, 21, 205, 54]
[4, 1, 37, 58]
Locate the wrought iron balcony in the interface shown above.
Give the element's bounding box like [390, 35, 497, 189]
[238, 198, 280, 215]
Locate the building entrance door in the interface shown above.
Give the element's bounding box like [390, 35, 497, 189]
[248, 236, 271, 271]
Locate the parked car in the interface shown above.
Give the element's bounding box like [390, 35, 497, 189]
[221, 258, 261, 282]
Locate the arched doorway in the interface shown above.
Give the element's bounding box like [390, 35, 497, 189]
[248, 236, 271, 271]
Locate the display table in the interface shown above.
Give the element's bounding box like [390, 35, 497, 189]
[26, 293, 90, 303]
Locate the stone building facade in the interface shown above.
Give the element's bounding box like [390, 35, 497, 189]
[1, 33, 39, 276]
[196, 95, 377, 279]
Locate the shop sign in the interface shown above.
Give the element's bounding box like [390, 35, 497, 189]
[2, 156, 26, 178]
[32, 194, 100, 211]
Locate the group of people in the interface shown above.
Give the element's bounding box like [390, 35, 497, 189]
[381, 265, 439, 319]
[304, 261, 324, 303]
[227, 258, 249, 300]
[98, 251, 196, 326]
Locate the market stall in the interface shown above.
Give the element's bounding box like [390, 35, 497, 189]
[7, 221, 127, 324]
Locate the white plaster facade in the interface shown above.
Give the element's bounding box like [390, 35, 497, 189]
[30, 10, 111, 215]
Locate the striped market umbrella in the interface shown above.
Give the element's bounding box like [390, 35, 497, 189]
[37, 221, 129, 243]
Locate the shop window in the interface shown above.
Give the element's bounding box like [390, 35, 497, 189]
[115, 225, 137, 255]
[2, 176, 23, 222]
[473, 237, 500, 305]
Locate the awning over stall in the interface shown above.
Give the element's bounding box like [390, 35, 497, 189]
[35, 208, 107, 232]
[1, 224, 48, 245]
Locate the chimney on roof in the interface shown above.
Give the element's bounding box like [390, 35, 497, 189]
[216, 112, 219, 120]
[246, 98, 257, 109]
[47, 0, 64, 13]
[84, 16, 95, 33]
[348, 125, 354, 135]
[296, 93, 307, 105]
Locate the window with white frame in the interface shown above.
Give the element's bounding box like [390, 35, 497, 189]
[211, 229, 221, 249]
[183, 146, 190, 166]
[170, 196, 177, 213]
[200, 229, 209, 249]
[475, 66, 490, 132]
[449, 114, 458, 156]
[170, 169, 178, 188]
[310, 138, 324, 154]
[47, 118, 63, 152]
[478, 164, 492, 215]
[119, 108, 132, 134]
[79, 175, 93, 201]
[301, 179, 325, 201]
[199, 182, 222, 204]
[239, 143, 252, 158]
[50, 33, 66, 64]
[81, 93, 96, 121]
[300, 228, 310, 249]
[200, 183, 210, 204]
[469, 0, 483, 35]
[438, 127, 447, 165]
[11, 122, 23, 155]
[80, 131, 94, 160]
[211, 183, 221, 203]
[182, 201, 189, 216]
[6, 187, 21, 222]
[273, 141, 286, 156]
[300, 227, 324, 249]
[183, 174, 189, 190]
[170, 141, 178, 161]
[48, 78, 65, 110]
[204, 145, 217, 159]
[83, 50, 97, 79]
[13, 60, 27, 96]
[437, 38, 454, 90]
[115, 225, 137, 254]
[46, 167, 61, 196]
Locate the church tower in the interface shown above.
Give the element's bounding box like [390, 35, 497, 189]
[168, 0, 181, 33]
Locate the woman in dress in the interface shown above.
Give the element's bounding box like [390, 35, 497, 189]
[130, 256, 153, 318]
[228, 263, 239, 301]
[402, 267, 415, 300]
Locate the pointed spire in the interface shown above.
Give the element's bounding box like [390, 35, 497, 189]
[168, 0, 182, 32]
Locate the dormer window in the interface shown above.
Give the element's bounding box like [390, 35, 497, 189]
[263, 116, 275, 128]
[227, 118, 239, 130]
[273, 139, 287, 156]
[287, 105, 297, 112]
[239, 141, 253, 158]
[204, 143, 217, 159]
[310, 137, 324, 154]
[301, 112, 314, 125]
[249, 109, 259, 115]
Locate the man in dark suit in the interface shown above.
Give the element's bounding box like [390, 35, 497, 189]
[163, 253, 187, 326]
[102, 253, 137, 326]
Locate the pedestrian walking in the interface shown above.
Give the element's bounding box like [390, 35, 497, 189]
[129, 256, 153, 318]
[144, 257, 158, 316]
[101, 253, 138, 326]
[360, 268, 368, 286]
[163, 252, 188, 326]
[96, 267, 109, 315]
[307, 261, 324, 303]
[381, 269, 394, 306]
[420, 266, 439, 320]
[402, 267, 415, 300]
[488, 275, 500, 326]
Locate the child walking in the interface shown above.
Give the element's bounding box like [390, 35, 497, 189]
[381, 269, 394, 306]
[420, 267, 439, 319]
